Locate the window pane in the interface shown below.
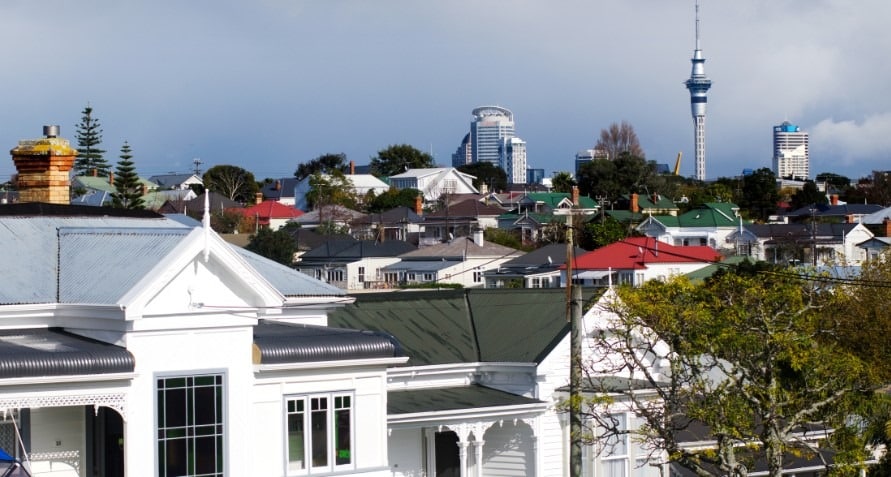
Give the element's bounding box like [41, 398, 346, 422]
[311, 398, 329, 468]
[287, 399, 306, 471]
[335, 406, 351, 465]
[158, 375, 224, 477]
[604, 459, 626, 477]
[195, 436, 218, 474]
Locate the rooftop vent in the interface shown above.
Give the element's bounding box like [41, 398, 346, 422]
[43, 125, 60, 138]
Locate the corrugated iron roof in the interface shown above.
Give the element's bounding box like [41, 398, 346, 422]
[253, 321, 402, 364]
[328, 288, 571, 366]
[388, 384, 545, 415]
[232, 247, 345, 297]
[0, 328, 134, 379]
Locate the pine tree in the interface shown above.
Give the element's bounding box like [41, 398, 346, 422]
[74, 105, 110, 177]
[111, 141, 145, 209]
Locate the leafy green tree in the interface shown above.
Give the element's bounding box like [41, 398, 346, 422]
[457, 162, 507, 192]
[738, 167, 779, 222]
[578, 216, 627, 249]
[306, 171, 358, 210]
[861, 171, 891, 206]
[295, 153, 349, 181]
[111, 141, 145, 209]
[370, 144, 435, 178]
[366, 187, 420, 213]
[203, 165, 259, 203]
[576, 153, 658, 200]
[815, 172, 852, 190]
[594, 120, 645, 161]
[74, 105, 110, 177]
[581, 268, 878, 477]
[246, 227, 297, 265]
[484, 227, 533, 252]
[550, 171, 576, 193]
[789, 180, 829, 211]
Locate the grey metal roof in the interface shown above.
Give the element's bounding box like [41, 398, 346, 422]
[253, 321, 403, 364]
[380, 260, 454, 272]
[0, 328, 134, 378]
[232, 247, 345, 297]
[301, 239, 416, 261]
[388, 385, 544, 415]
[0, 214, 188, 305]
[328, 288, 572, 366]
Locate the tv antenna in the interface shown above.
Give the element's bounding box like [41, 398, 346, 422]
[192, 157, 203, 176]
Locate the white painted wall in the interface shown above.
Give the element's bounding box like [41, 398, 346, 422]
[29, 407, 83, 477]
[388, 428, 424, 477]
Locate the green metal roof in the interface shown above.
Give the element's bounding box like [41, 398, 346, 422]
[388, 384, 545, 415]
[523, 192, 597, 209]
[327, 288, 571, 366]
[676, 202, 742, 227]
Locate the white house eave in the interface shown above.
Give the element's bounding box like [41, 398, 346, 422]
[387, 362, 537, 380]
[255, 356, 409, 373]
[388, 402, 549, 426]
[0, 372, 136, 387]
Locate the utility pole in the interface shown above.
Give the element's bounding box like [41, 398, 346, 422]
[561, 188, 584, 477]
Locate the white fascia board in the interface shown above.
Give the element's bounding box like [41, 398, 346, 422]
[255, 356, 409, 373]
[387, 362, 537, 389]
[0, 372, 136, 388]
[388, 402, 549, 426]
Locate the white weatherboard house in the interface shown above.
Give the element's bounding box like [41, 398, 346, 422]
[0, 203, 405, 477]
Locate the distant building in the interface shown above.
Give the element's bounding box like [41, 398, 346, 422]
[526, 168, 545, 185]
[451, 133, 472, 167]
[470, 106, 515, 166]
[773, 121, 809, 180]
[574, 148, 609, 175]
[501, 137, 527, 184]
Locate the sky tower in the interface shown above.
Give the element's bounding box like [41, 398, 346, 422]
[685, 0, 712, 181]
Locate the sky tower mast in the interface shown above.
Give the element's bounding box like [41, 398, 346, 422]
[685, 0, 712, 181]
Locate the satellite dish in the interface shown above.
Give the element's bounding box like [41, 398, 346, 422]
[547, 256, 553, 265]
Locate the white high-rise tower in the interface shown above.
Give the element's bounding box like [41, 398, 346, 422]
[685, 0, 712, 181]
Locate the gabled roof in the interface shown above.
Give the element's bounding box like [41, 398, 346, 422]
[301, 239, 416, 261]
[388, 384, 545, 416]
[520, 192, 597, 209]
[785, 203, 883, 218]
[618, 193, 679, 210]
[861, 206, 891, 225]
[745, 223, 861, 241]
[399, 236, 519, 260]
[645, 203, 743, 229]
[236, 200, 304, 220]
[424, 199, 505, 219]
[498, 243, 586, 269]
[261, 177, 299, 200]
[569, 237, 721, 270]
[352, 206, 423, 226]
[147, 173, 201, 188]
[293, 205, 365, 224]
[328, 288, 572, 366]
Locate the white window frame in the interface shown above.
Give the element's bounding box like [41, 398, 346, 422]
[285, 392, 354, 475]
[156, 372, 226, 477]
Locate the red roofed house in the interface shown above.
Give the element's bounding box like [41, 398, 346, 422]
[236, 193, 304, 230]
[563, 236, 722, 287]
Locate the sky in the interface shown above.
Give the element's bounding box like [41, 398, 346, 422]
[0, 0, 889, 185]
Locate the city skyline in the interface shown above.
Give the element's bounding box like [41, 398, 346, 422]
[0, 1, 889, 185]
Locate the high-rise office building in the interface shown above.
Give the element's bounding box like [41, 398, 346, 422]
[501, 137, 527, 184]
[574, 148, 609, 176]
[470, 106, 515, 166]
[685, 1, 712, 181]
[772, 121, 809, 180]
[451, 133, 472, 167]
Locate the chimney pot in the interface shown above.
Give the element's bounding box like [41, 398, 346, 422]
[631, 193, 639, 213]
[571, 185, 579, 207]
[349, 160, 355, 175]
[43, 125, 60, 138]
[831, 194, 839, 206]
[414, 195, 423, 215]
[255, 192, 263, 204]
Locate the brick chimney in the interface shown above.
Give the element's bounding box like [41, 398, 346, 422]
[631, 193, 639, 213]
[830, 194, 839, 206]
[571, 185, 579, 207]
[108, 171, 114, 186]
[349, 160, 355, 175]
[414, 195, 423, 215]
[255, 192, 263, 204]
[11, 126, 77, 205]
[885, 218, 891, 237]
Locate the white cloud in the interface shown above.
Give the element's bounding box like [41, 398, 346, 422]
[810, 113, 891, 167]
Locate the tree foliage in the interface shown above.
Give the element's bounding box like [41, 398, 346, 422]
[595, 120, 645, 161]
[576, 153, 658, 200]
[366, 187, 420, 213]
[74, 105, 110, 177]
[578, 216, 628, 250]
[295, 153, 349, 181]
[203, 165, 258, 203]
[738, 168, 779, 222]
[370, 144, 435, 177]
[579, 268, 879, 477]
[457, 162, 507, 192]
[860, 171, 891, 207]
[550, 171, 576, 193]
[789, 180, 829, 211]
[111, 141, 145, 209]
[246, 227, 297, 265]
[306, 171, 358, 210]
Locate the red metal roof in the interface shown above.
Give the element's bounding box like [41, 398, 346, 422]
[236, 201, 304, 220]
[566, 237, 721, 270]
